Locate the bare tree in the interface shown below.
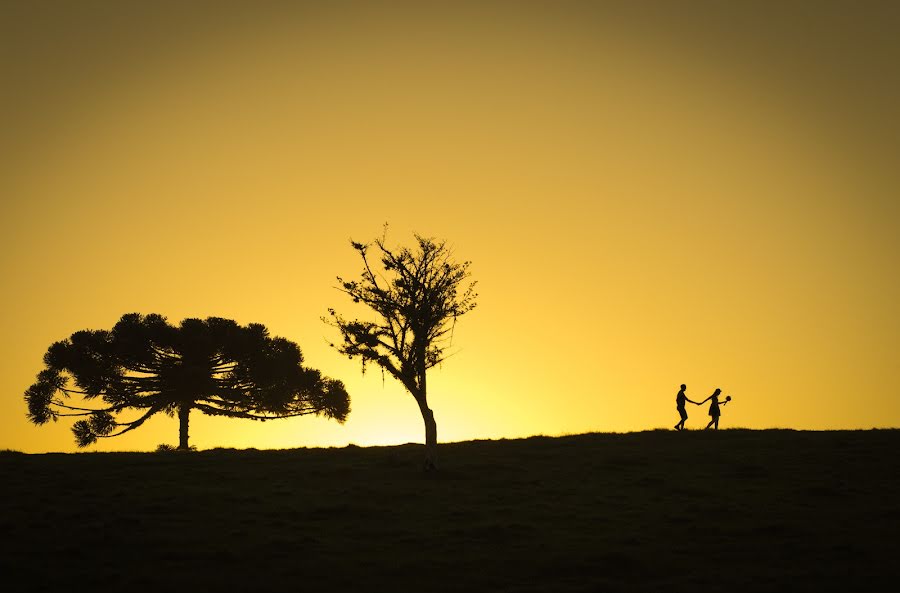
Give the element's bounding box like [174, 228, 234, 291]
[325, 231, 477, 470]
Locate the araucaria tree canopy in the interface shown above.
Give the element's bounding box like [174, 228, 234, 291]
[25, 313, 350, 449]
[326, 231, 477, 470]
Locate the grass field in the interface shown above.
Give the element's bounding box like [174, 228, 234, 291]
[3, 429, 899, 592]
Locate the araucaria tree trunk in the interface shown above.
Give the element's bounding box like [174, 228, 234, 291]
[178, 404, 191, 450]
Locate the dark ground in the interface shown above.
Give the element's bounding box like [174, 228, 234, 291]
[2, 429, 899, 592]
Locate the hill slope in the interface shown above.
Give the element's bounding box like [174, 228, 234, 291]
[3, 429, 899, 592]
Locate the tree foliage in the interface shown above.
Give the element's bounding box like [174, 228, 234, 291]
[325, 231, 476, 469]
[25, 313, 350, 449]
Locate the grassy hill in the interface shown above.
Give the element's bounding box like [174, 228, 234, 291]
[3, 429, 899, 592]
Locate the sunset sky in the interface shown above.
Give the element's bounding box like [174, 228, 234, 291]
[2, 1, 898, 453]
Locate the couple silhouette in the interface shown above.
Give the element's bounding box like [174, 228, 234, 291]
[674, 384, 732, 430]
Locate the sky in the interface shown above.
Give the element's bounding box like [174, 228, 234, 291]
[2, 1, 898, 453]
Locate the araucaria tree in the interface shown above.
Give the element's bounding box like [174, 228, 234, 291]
[326, 232, 477, 470]
[25, 313, 350, 449]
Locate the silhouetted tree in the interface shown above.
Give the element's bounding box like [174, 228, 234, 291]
[326, 231, 477, 470]
[25, 313, 350, 449]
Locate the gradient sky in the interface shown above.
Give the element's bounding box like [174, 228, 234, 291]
[2, 1, 898, 453]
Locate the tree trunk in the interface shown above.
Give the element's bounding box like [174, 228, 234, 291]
[178, 404, 191, 450]
[417, 398, 438, 471]
[414, 367, 437, 470]
[407, 363, 437, 470]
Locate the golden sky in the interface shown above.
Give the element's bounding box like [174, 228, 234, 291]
[2, 1, 898, 452]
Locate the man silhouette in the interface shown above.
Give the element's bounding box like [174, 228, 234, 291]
[674, 384, 699, 430]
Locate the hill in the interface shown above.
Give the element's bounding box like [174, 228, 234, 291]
[2, 429, 899, 592]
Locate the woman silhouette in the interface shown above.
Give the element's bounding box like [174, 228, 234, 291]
[700, 389, 731, 430]
[674, 384, 699, 431]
